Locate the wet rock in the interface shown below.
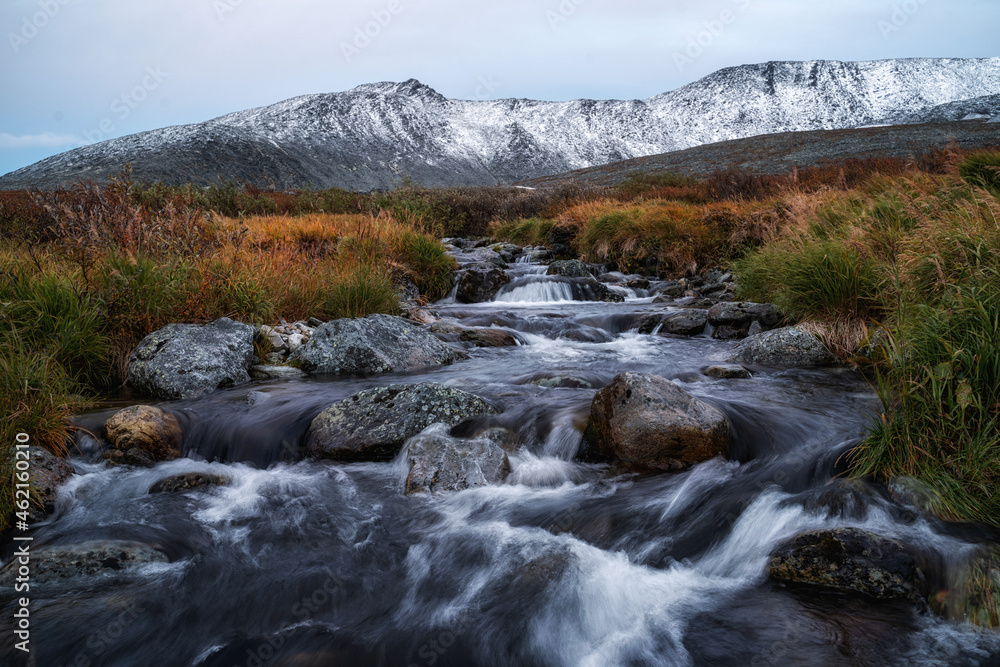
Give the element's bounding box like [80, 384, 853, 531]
[575, 277, 625, 303]
[127, 317, 256, 399]
[653, 282, 685, 300]
[306, 383, 498, 461]
[0, 541, 168, 585]
[404, 424, 512, 494]
[490, 243, 522, 263]
[104, 405, 182, 464]
[148, 472, 228, 494]
[637, 310, 708, 337]
[459, 328, 520, 348]
[546, 259, 592, 279]
[530, 376, 596, 389]
[704, 364, 752, 379]
[16, 446, 73, 522]
[249, 365, 308, 381]
[708, 302, 785, 340]
[581, 372, 731, 469]
[525, 246, 553, 263]
[468, 247, 508, 269]
[768, 528, 924, 600]
[725, 326, 839, 367]
[456, 262, 511, 303]
[548, 227, 577, 260]
[290, 314, 466, 375]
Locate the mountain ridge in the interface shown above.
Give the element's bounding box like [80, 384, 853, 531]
[3, 57, 999, 190]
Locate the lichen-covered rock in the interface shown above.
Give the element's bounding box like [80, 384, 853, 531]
[456, 263, 511, 303]
[148, 472, 228, 494]
[581, 372, 730, 469]
[17, 446, 73, 523]
[104, 405, 182, 464]
[306, 384, 498, 461]
[708, 302, 784, 340]
[249, 365, 308, 380]
[0, 541, 168, 585]
[768, 528, 924, 600]
[404, 423, 512, 494]
[290, 314, 466, 375]
[546, 259, 592, 279]
[467, 248, 508, 269]
[127, 317, 256, 399]
[725, 326, 838, 367]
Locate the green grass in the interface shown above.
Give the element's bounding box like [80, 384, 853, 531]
[321, 263, 401, 319]
[489, 217, 555, 247]
[959, 150, 1000, 195]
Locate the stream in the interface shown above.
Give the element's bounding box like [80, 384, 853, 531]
[4, 256, 1000, 666]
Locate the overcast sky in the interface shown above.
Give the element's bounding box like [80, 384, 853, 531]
[1, 0, 998, 176]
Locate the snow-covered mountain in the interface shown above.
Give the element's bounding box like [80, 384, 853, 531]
[3, 58, 999, 190]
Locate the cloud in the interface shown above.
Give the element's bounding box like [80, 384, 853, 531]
[0, 132, 83, 149]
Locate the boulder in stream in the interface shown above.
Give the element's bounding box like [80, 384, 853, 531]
[404, 423, 512, 494]
[456, 263, 511, 303]
[768, 528, 925, 600]
[148, 472, 229, 494]
[546, 260, 592, 279]
[0, 541, 168, 585]
[637, 310, 709, 337]
[306, 383, 498, 461]
[104, 405, 182, 465]
[725, 326, 838, 367]
[290, 314, 466, 375]
[581, 372, 730, 470]
[459, 327, 520, 348]
[127, 317, 256, 399]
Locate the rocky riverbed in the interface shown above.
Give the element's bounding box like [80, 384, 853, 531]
[3, 240, 1000, 666]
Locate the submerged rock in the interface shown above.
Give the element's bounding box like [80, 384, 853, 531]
[581, 372, 731, 470]
[459, 328, 520, 348]
[290, 314, 466, 375]
[0, 541, 168, 584]
[704, 364, 752, 379]
[725, 326, 838, 367]
[768, 528, 924, 600]
[148, 472, 228, 494]
[456, 263, 511, 303]
[127, 317, 256, 399]
[249, 365, 308, 380]
[306, 383, 498, 461]
[404, 423, 512, 494]
[104, 405, 182, 465]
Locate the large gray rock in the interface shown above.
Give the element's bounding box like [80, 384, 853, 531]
[456, 263, 511, 303]
[768, 528, 924, 600]
[546, 260, 591, 278]
[581, 372, 731, 470]
[290, 314, 466, 375]
[707, 302, 784, 340]
[0, 541, 168, 585]
[306, 383, 498, 461]
[17, 446, 73, 523]
[404, 424, 512, 494]
[725, 326, 838, 367]
[127, 317, 256, 399]
[467, 248, 508, 269]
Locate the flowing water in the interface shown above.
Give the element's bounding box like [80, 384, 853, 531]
[5, 259, 1000, 667]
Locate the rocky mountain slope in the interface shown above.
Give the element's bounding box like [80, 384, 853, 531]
[2, 58, 999, 190]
